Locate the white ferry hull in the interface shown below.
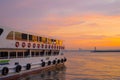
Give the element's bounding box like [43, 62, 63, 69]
[0, 26, 67, 79]
[0, 54, 67, 78]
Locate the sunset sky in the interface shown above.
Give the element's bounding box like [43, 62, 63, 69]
[0, 0, 120, 50]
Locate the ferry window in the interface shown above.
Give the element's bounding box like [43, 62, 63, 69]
[39, 37, 42, 42]
[56, 40, 59, 45]
[59, 40, 63, 45]
[37, 36, 39, 42]
[0, 28, 3, 36]
[53, 52, 56, 56]
[0, 52, 8, 59]
[56, 51, 59, 55]
[58, 40, 60, 45]
[53, 51, 58, 56]
[48, 51, 51, 56]
[32, 35, 37, 42]
[51, 39, 56, 44]
[46, 52, 48, 56]
[35, 52, 39, 56]
[54, 40, 56, 44]
[10, 52, 16, 58]
[15, 32, 21, 40]
[6, 31, 13, 40]
[24, 51, 30, 57]
[31, 52, 34, 57]
[51, 39, 54, 42]
[45, 38, 47, 43]
[56, 52, 58, 55]
[22, 33, 27, 41]
[29, 35, 32, 41]
[57, 51, 59, 55]
[40, 51, 44, 56]
[18, 52, 23, 58]
[48, 38, 52, 44]
[42, 37, 47, 43]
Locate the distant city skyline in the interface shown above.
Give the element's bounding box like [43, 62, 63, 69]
[0, 0, 120, 49]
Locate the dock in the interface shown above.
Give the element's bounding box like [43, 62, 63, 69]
[92, 50, 120, 52]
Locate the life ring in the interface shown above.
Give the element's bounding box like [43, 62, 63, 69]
[15, 65, 22, 73]
[28, 43, 31, 48]
[48, 61, 51, 65]
[22, 42, 26, 48]
[37, 44, 40, 48]
[1, 67, 9, 75]
[41, 62, 45, 67]
[33, 43, 36, 48]
[15, 42, 19, 47]
[52, 60, 56, 64]
[26, 64, 31, 70]
[57, 59, 60, 64]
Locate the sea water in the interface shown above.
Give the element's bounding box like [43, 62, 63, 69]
[19, 51, 120, 80]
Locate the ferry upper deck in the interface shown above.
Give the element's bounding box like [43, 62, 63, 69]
[0, 26, 65, 50]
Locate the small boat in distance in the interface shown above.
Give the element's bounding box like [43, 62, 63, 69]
[0, 26, 67, 78]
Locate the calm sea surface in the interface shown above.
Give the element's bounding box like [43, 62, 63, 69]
[19, 52, 120, 80]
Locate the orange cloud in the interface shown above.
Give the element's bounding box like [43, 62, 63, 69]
[43, 14, 120, 49]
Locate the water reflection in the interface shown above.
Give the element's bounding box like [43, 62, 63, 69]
[65, 52, 120, 80]
[18, 66, 66, 80]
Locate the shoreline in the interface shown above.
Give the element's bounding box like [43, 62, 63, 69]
[92, 50, 120, 52]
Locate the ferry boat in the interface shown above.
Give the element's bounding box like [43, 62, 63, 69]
[0, 26, 67, 78]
